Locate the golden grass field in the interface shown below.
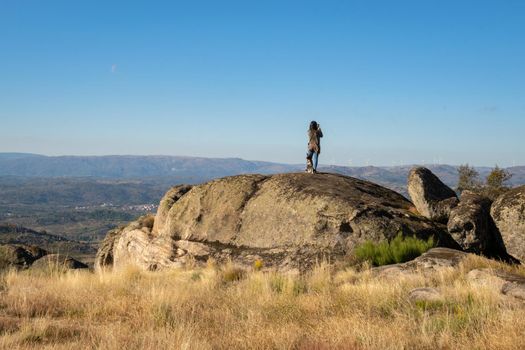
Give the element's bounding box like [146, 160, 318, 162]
[1, 256, 524, 350]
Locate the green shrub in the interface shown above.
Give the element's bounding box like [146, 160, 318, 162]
[353, 233, 435, 266]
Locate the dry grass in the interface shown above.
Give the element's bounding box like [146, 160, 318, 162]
[0, 257, 524, 350]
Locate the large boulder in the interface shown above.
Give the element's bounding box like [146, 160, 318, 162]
[152, 185, 193, 234]
[447, 191, 508, 258]
[96, 173, 458, 272]
[94, 226, 124, 271]
[0, 244, 48, 269]
[374, 247, 469, 277]
[408, 167, 459, 223]
[491, 186, 525, 262]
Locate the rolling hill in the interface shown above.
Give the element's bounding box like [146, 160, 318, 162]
[1, 153, 523, 193]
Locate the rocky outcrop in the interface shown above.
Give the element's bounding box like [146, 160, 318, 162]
[405, 168, 514, 261]
[94, 226, 124, 271]
[152, 185, 193, 234]
[403, 246, 468, 269]
[0, 244, 48, 269]
[30, 254, 88, 270]
[374, 247, 469, 277]
[447, 191, 508, 258]
[378, 251, 525, 303]
[491, 186, 525, 262]
[96, 173, 458, 272]
[408, 167, 459, 223]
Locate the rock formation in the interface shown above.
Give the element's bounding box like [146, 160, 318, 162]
[447, 190, 507, 258]
[374, 247, 469, 277]
[408, 167, 459, 223]
[491, 186, 525, 262]
[407, 168, 513, 262]
[376, 248, 525, 303]
[1, 243, 89, 270]
[96, 173, 458, 272]
[0, 244, 48, 269]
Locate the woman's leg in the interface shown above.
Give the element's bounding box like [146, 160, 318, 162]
[306, 150, 314, 160]
[313, 152, 319, 170]
[305, 150, 314, 171]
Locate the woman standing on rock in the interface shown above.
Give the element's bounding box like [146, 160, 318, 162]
[306, 121, 323, 173]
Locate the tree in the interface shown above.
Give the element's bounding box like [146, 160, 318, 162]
[456, 164, 479, 193]
[456, 164, 513, 200]
[484, 165, 512, 200]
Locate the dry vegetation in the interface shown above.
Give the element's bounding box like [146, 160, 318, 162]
[1, 256, 525, 350]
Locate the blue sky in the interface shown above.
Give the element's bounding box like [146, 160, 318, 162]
[1, 0, 524, 166]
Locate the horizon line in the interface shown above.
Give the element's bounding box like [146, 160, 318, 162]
[0, 152, 522, 169]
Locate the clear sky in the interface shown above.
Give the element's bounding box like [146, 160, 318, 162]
[1, 0, 524, 166]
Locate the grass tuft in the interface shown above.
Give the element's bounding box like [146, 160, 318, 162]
[220, 263, 246, 283]
[353, 232, 435, 266]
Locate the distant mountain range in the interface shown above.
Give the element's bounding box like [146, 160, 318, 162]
[0, 153, 295, 181]
[1, 153, 524, 195]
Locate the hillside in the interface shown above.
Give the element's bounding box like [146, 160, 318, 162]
[0, 153, 296, 179]
[0, 177, 167, 242]
[0, 176, 168, 206]
[0, 223, 96, 262]
[1, 153, 523, 196]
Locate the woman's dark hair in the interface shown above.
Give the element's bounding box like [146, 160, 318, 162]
[309, 120, 318, 131]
